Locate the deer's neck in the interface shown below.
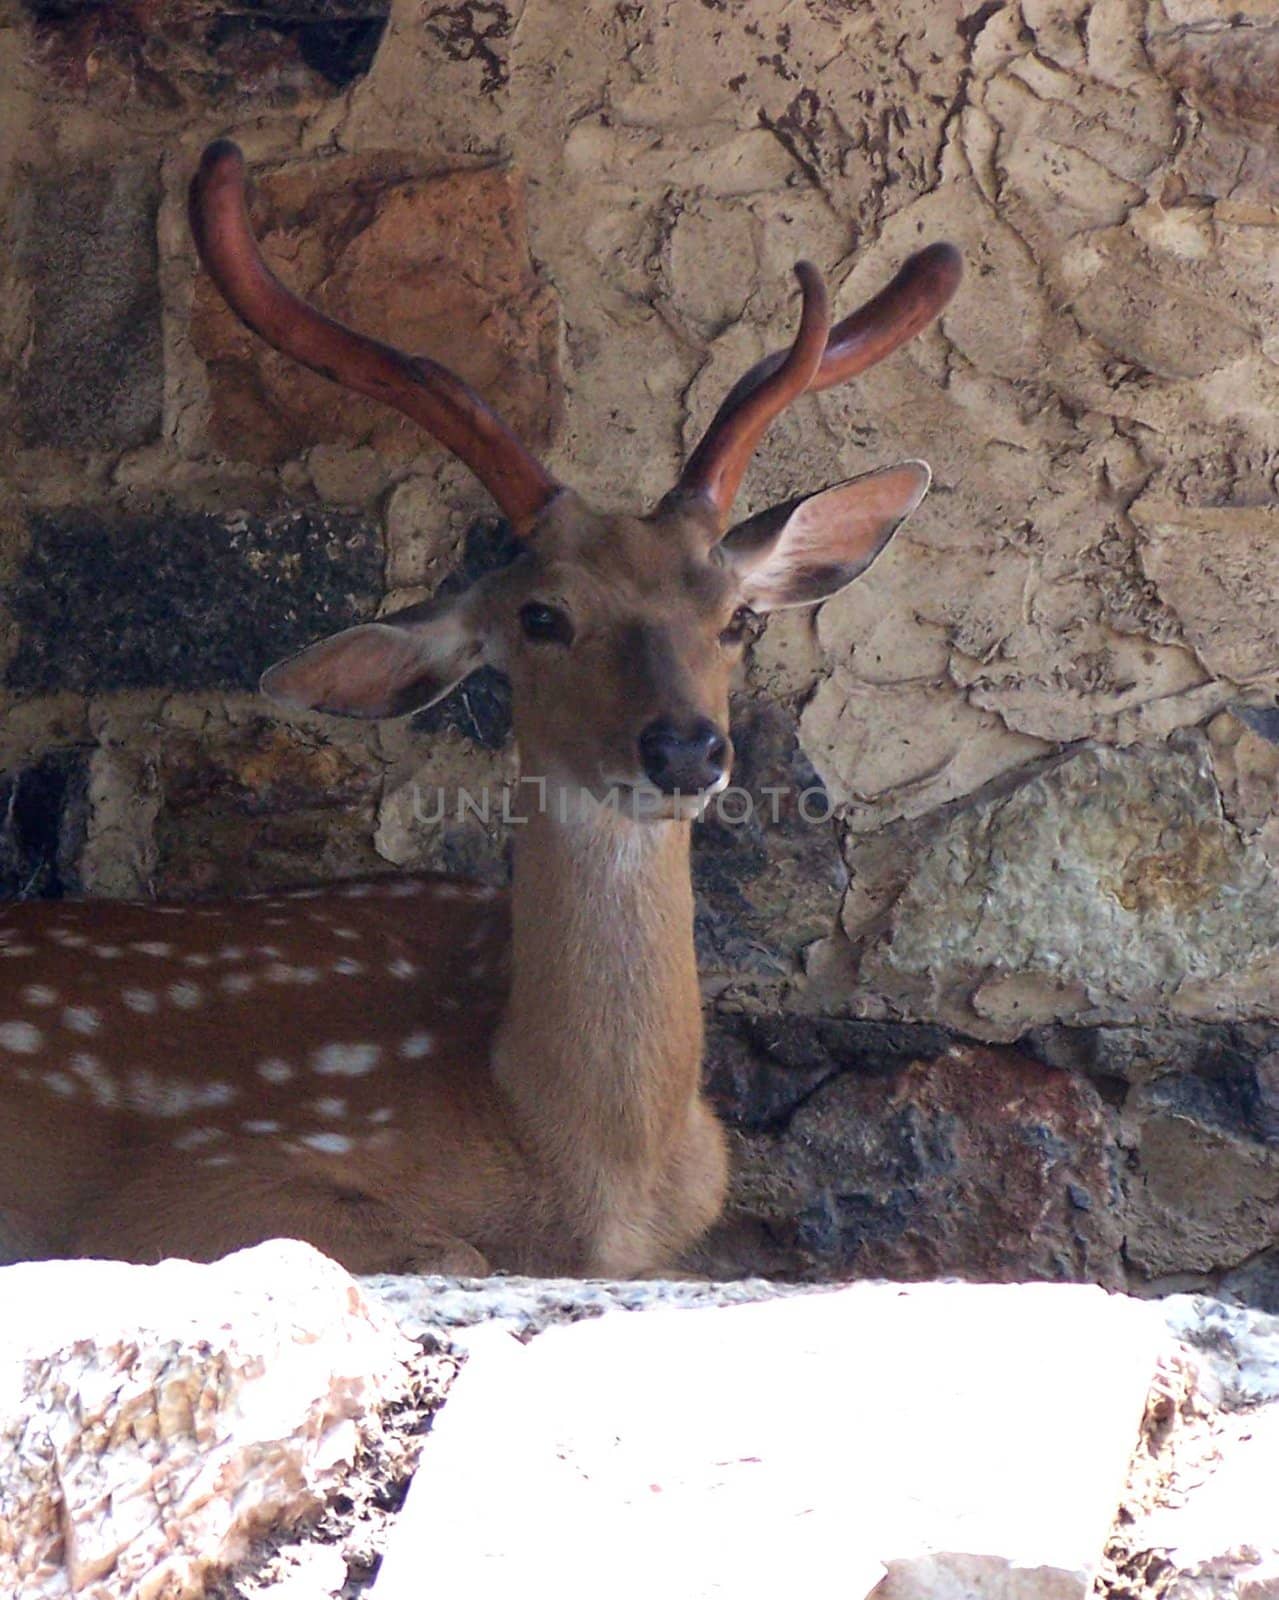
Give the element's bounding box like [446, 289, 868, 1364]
[494, 804, 703, 1200]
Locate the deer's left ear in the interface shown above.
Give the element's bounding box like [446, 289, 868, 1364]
[717, 460, 930, 611]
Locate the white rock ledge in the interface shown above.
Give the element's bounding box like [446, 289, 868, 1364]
[0, 1240, 414, 1600]
[4, 1249, 1279, 1600]
[372, 1280, 1166, 1600]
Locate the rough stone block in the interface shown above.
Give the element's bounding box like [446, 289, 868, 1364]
[0, 1240, 414, 1600]
[1122, 1072, 1279, 1281]
[189, 154, 561, 468]
[1134, 503, 1279, 684]
[11, 161, 162, 453]
[373, 1282, 1165, 1600]
[861, 739, 1279, 1038]
[154, 716, 385, 896]
[5, 504, 382, 695]
[700, 1043, 1124, 1285]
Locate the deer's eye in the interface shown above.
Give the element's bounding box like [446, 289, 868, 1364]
[519, 602, 574, 646]
[718, 606, 755, 648]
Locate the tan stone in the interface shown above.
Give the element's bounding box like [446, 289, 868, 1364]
[1134, 502, 1279, 686]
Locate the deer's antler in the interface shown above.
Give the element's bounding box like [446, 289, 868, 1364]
[673, 242, 962, 523]
[189, 140, 562, 531]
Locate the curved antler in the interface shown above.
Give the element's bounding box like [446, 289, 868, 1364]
[189, 141, 562, 532]
[672, 261, 830, 522]
[672, 242, 962, 524]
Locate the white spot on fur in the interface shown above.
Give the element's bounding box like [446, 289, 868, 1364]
[368, 1107, 394, 1124]
[62, 1006, 100, 1036]
[168, 982, 202, 1009]
[69, 1054, 118, 1109]
[51, 932, 89, 949]
[0, 1021, 42, 1054]
[257, 1058, 293, 1084]
[388, 958, 417, 980]
[127, 1073, 236, 1117]
[174, 1126, 225, 1150]
[331, 927, 359, 941]
[221, 973, 255, 995]
[131, 941, 173, 957]
[311, 1043, 380, 1077]
[123, 989, 158, 1015]
[0, 947, 37, 958]
[93, 945, 122, 959]
[257, 945, 282, 960]
[400, 1032, 435, 1060]
[341, 883, 372, 898]
[43, 1072, 76, 1098]
[387, 880, 426, 898]
[265, 963, 321, 985]
[21, 985, 57, 1007]
[313, 1095, 346, 1118]
[299, 1132, 353, 1154]
[243, 1119, 280, 1134]
[182, 952, 213, 968]
[217, 946, 246, 962]
[200, 1154, 236, 1168]
[332, 957, 364, 977]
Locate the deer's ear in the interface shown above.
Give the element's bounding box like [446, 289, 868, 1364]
[718, 461, 930, 611]
[260, 592, 486, 719]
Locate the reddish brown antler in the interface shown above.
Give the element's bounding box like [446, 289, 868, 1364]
[672, 260, 830, 522]
[189, 141, 562, 532]
[673, 242, 961, 523]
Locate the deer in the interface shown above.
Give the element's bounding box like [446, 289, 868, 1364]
[0, 140, 960, 1278]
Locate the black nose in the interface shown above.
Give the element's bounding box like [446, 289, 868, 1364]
[638, 717, 729, 796]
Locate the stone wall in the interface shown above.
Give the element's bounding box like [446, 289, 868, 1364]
[2, 0, 1279, 1298]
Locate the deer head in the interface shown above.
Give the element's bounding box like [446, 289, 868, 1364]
[191, 141, 960, 821]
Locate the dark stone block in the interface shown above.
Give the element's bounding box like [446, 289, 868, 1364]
[1221, 1248, 1279, 1316]
[704, 1013, 957, 1132]
[5, 504, 382, 695]
[208, 7, 389, 88]
[1232, 703, 1279, 744]
[692, 697, 847, 977]
[0, 751, 89, 899]
[1145, 1059, 1279, 1148]
[15, 162, 162, 453]
[1025, 1021, 1279, 1144]
[696, 1044, 1125, 1286]
[23, 2, 388, 104]
[413, 665, 513, 751]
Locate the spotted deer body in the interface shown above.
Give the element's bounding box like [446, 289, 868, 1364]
[0, 142, 959, 1275]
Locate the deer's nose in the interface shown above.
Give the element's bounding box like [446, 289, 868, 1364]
[638, 717, 729, 795]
